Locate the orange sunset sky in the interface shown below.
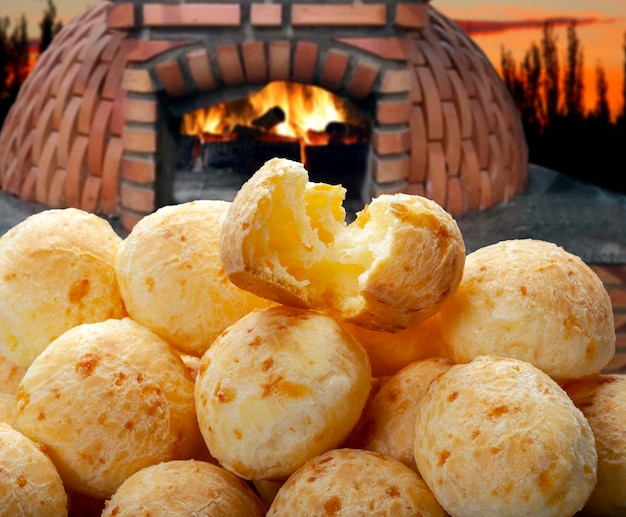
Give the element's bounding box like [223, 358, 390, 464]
[3, 0, 625, 116]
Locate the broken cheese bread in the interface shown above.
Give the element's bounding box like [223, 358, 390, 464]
[220, 158, 466, 332]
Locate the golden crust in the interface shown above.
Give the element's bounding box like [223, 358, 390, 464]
[102, 460, 266, 516]
[0, 423, 68, 516]
[115, 200, 272, 357]
[0, 351, 26, 395]
[0, 208, 126, 368]
[220, 158, 465, 332]
[438, 239, 615, 380]
[194, 305, 372, 481]
[14, 318, 202, 499]
[564, 374, 626, 516]
[267, 448, 447, 516]
[414, 355, 597, 517]
[339, 312, 449, 377]
[346, 357, 454, 471]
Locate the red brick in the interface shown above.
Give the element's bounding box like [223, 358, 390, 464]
[369, 181, 410, 199]
[109, 91, 126, 137]
[74, 33, 114, 95]
[459, 140, 481, 212]
[65, 135, 89, 208]
[404, 182, 425, 198]
[102, 48, 129, 100]
[268, 41, 291, 81]
[242, 41, 267, 84]
[120, 182, 155, 213]
[416, 66, 444, 141]
[124, 98, 158, 124]
[143, 4, 240, 27]
[372, 128, 410, 155]
[48, 168, 67, 208]
[448, 69, 473, 139]
[120, 210, 143, 233]
[100, 30, 126, 63]
[50, 43, 82, 98]
[292, 4, 386, 27]
[425, 141, 447, 208]
[610, 288, 626, 309]
[446, 176, 464, 218]
[421, 42, 453, 101]
[408, 105, 428, 184]
[320, 50, 349, 91]
[371, 155, 410, 183]
[122, 156, 156, 184]
[81, 175, 102, 213]
[123, 39, 193, 63]
[32, 98, 56, 164]
[250, 4, 282, 27]
[107, 3, 135, 29]
[376, 99, 411, 125]
[442, 101, 462, 176]
[380, 69, 412, 94]
[101, 137, 123, 214]
[187, 49, 216, 91]
[52, 63, 81, 131]
[122, 68, 155, 93]
[122, 127, 157, 154]
[87, 100, 114, 177]
[347, 61, 379, 99]
[478, 169, 493, 210]
[335, 38, 409, 60]
[20, 166, 38, 203]
[77, 63, 109, 134]
[394, 4, 429, 29]
[216, 44, 245, 86]
[292, 42, 318, 83]
[35, 132, 59, 204]
[156, 59, 187, 97]
[470, 98, 490, 170]
[57, 96, 82, 168]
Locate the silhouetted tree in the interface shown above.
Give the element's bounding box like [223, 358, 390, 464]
[593, 64, 611, 125]
[7, 15, 29, 100]
[541, 23, 560, 125]
[39, 0, 63, 56]
[563, 23, 584, 120]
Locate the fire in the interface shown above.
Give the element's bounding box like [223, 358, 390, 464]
[181, 81, 368, 145]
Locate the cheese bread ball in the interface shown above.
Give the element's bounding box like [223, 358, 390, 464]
[0, 208, 126, 368]
[115, 200, 273, 357]
[414, 355, 597, 517]
[195, 305, 371, 480]
[0, 350, 25, 395]
[347, 357, 454, 471]
[102, 460, 266, 516]
[14, 318, 202, 499]
[564, 374, 626, 516]
[0, 393, 16, 426]
[0, 423, 68, 516]
[267, 448, 447, 516]
[438, 239, 615, 380]
[220, 157, 465, 332]
[340, 313, 449, 377]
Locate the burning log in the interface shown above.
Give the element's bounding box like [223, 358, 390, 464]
[306, 121, 369, 146]
[252, 107, 285, 130]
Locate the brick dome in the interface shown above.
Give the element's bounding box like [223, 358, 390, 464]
[0, 0, 527, 232]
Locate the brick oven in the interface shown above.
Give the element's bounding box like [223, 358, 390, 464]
[0, 0, 528, 233]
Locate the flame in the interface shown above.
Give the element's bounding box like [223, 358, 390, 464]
[181, 81, 367, 145]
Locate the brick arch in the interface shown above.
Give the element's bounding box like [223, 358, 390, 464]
[0, 0, 528, 233]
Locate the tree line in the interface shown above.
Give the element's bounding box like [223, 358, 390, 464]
[0, 0, 63, 126]
[500, 23, 626, 193]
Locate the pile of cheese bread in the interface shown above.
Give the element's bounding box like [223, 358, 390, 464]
[0, 157, 621, 517]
